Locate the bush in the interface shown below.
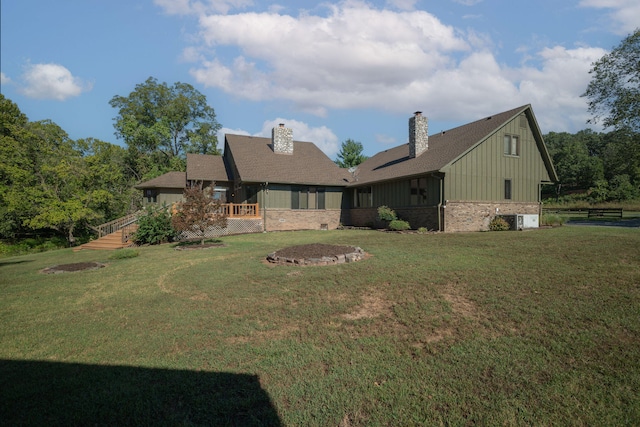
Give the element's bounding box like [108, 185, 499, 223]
[541, 214, 565, 227]
[389, 219, 411, 231]
[133, 206, 176, 245]
[417, 227, 428, 234]
[377, 206, 397, 222]
[108, 248, 139, 260]
[489, 217, 511, 231]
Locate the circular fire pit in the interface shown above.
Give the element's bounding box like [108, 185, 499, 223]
[267, 243, 365, 266]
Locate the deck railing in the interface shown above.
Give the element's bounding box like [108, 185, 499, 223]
[92, 212, 141, 237]
[221, 203, 260, 218]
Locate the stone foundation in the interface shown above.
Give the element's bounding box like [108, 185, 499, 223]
[443, 201, 540, 232]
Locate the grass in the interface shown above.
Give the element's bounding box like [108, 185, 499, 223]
[1, 226, 639, 425]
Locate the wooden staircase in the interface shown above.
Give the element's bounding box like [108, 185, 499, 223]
[73, 224, 138, 252]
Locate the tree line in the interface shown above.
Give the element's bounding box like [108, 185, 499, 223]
[0, 77, 222, 244]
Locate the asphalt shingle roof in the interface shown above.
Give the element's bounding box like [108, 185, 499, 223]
[186, 153, 232, 182]
[134, 171, 185, 189]
[225, 134, 352, 186]
[351, 105, 531, 185]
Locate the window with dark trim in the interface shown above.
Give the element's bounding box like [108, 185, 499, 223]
[503, 134, 520, 156]
[355, 186, 372, 208]
[292, 186, 325, 209]
[410, 177, 428, 205]
[504, 179, 512, 200]
[144, 189, 157, 203]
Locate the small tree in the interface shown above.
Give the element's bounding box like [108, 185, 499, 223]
[335, 139, 368, 168]
[171, 184, 227, 244]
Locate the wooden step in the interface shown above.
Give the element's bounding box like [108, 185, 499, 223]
[74, 226, 138, 251]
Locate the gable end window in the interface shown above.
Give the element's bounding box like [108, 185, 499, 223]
[503, 135, 520, 156]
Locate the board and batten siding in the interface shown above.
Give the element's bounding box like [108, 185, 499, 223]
[260, 185, 344, 209]
[366, 175, 441, 208]
[442, 114, 552, 202]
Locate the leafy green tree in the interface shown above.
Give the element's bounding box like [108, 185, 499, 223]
[583, 28, 640, 132]
[544, 132, 604, 189]
[110, 77, 222, 180]
[335, 139, 368, 168]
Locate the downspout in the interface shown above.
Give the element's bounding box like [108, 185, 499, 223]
[433, 173, 444, 232]
[263, 182, 268, 232]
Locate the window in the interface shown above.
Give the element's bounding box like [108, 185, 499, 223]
[410, 178, 428, 205]
[503, 135, 519, 156]
[355, 186, 372, 208]
[144, 189, 157, 203]
[292, 186, 325, 209]
[504, 179, 512, 200]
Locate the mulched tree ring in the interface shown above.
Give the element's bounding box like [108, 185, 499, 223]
[266, 243, 366, 266]
[41, 262, 106, 274]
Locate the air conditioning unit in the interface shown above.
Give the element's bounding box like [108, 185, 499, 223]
[517, 214, 539, 229]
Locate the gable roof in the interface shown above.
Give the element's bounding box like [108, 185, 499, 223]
[225, 134, 352, 186]
[350, 105, 557, 185]
[134, 171, 185, 189]
[186, 153, 232, 182]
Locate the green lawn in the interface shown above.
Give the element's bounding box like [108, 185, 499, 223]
[1, 226, 639, 426]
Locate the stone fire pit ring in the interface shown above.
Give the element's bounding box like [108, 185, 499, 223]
[266, 244, 366, 266]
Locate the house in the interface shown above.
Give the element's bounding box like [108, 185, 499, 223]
[136, 104, 557, 233]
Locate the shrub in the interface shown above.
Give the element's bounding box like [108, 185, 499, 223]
[108, 248, 139, 260]
[133, 206, 176, 245]
[377, 206, 397, 222]
[489, 217, 511, 231]
[417, 227, 428, 234]
[389, 219, 411, 231]
[541, 214, 565, 227]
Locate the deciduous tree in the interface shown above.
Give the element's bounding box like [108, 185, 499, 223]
[110, 77, 222, 180]
[583, 29, 640, 132]
[171, 184, 227, 244]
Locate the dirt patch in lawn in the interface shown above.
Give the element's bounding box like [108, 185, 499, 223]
[41, 262, 106, 274]
[266, 243, 366, 266]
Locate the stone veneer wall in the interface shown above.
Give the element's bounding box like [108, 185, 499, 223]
[409, 112, 428, 158]
[264, 209, 342, 231]
[443, 201, 541, 232]
[272, 125, 294, 154]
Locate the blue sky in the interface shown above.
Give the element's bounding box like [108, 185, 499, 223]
[1, 0, 638, 158]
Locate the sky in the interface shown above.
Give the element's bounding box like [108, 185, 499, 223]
[1, 0, 638, 158]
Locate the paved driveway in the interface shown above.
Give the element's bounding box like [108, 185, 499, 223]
[566, 218, 640, 228]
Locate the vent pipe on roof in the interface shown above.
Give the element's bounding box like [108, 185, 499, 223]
[409, 111, 428, 158]
[272, 123, 293, 154]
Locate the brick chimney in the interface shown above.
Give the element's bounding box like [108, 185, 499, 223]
[409, 111, 428, 158]
[272, 123, 293, 154]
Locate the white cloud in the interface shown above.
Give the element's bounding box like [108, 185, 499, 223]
[386, 0, 418, 11]
[0, 72, 11, 85]
[579, 0, 640, 35]
[179, 1, 611, 134]
[19, 63, 91, 100]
